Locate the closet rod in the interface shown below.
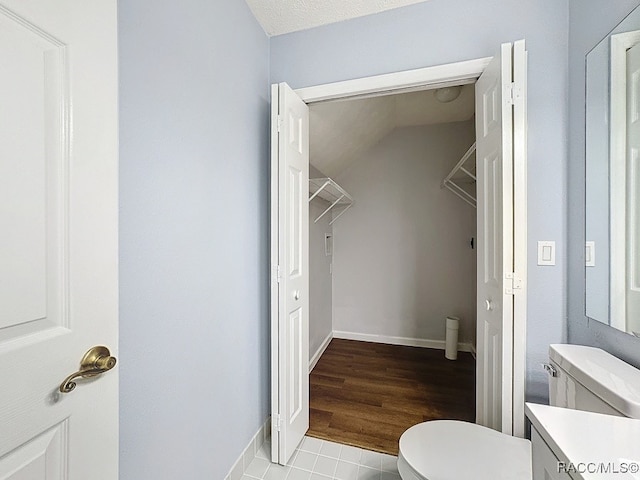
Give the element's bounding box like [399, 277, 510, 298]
[329, 204, 353, 225]
[315, 194, 345, 223]
[444, 182, 476, 208]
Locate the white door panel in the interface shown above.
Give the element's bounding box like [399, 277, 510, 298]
[0, 1, 118, 478]
[1, 422, 67, 480]
[271, 82, 309, 465]
[0, 5, 66, 337]
[476, 42, 514, 435]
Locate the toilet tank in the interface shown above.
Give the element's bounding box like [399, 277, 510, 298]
[547, 344, 640, 419]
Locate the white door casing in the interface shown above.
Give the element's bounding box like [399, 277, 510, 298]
[0, 1, 118, 478]
[270, 83, 310, 465]
[475, 42, 515, 435]
[270, 49, 528, 459]
[626, 42, 640, 335]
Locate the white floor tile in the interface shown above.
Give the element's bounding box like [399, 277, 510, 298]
[359, 451, 382, 470]
[277, 437, 398, 480]
[287, 467, 312, 480]
[357, 466, 381, 480]
[263, 463, 291, 480]
[338, 445, 362, 464]
[256, 441, 271, 460]
[245, 457, 271, 478]
[299, 437, 323, 454]
[309, 474, 332, 480]
[380, 472, 401, 480]
[318, 441, 342, 459]
[240, 476, 259, 480]
[313, 455, 338, 477]
[292, 451, 318, 471]
[334, 461, 360, 480]
[379, 454, 398, 473]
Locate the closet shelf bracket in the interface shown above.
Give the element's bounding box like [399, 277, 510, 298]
[442, 142, 477, 208]
[309, 177, 353, 225]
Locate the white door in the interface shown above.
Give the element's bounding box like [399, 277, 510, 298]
[475, 42, 523, 435]
[0, 1, 118, 478]
[626, 42, 640, 335]
[270, 83, 310, 465]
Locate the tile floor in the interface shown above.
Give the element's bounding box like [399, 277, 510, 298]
[242, 436, 401, 480]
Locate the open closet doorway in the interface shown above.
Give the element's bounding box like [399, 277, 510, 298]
[306, 84, 477, 455]
[270, 41, 528, 466]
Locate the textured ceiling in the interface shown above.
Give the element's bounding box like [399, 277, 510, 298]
[245, 0, 431, 36]
[310, 85, 475, 178]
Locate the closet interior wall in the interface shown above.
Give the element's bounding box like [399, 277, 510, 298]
[309, 120, 477, 351]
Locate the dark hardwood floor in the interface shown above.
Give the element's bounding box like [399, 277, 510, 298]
[307, 339, 475, 455]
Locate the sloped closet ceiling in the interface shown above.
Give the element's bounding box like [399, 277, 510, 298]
[245, 0, 432, 35]
[310, 85, 475, 178]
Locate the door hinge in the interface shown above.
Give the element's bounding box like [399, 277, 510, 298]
[276, 115, 284, 132]
[506, 82, 515, 105]
[273, 414, 283, 432]
[273, 265, 282, 283]
[505, 272, 523, 295]
[507, 81, 524, 106]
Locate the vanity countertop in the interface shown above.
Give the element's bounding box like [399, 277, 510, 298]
[526, 402, 640, 479]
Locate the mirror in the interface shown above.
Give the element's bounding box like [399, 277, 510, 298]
[586, 5, 640, 335]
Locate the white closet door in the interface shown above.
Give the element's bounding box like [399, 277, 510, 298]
[270, 82, 310, 465]
[0, 0, 119, 478]
[475, 43, 514, 434]
[626, 42, 640, 335]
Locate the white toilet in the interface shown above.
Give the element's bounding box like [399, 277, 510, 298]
[397, 344, 640, 480]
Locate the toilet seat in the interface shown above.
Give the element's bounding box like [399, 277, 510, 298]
[398, 420, 532, 480]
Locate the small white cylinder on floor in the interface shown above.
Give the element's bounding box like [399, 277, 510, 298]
[445, 316, 459, 360]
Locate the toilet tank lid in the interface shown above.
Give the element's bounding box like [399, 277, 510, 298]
[549, 344, 640, 418]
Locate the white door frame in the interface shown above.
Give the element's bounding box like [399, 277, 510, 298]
[295, 58, 488, 104]
[271, 55, 528, 459]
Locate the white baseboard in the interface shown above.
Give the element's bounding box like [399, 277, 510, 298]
[333, 330, 473, 352]
[225, 416, 271, 480]
[309, 331, 333, 373]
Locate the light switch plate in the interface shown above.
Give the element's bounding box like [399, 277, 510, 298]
[537, 241, 556, 266]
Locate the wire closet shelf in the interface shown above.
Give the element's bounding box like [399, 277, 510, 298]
[309, 177, 353, 225]
[441, 142, 477, 208]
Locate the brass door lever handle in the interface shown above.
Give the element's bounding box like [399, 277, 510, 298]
[59, 346, 117, 393]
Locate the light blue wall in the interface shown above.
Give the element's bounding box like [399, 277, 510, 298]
[271, 0, 569, 402]
[567, 0, 640, 365]
[118, 0, 270, 478]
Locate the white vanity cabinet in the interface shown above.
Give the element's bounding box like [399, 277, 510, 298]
[526, 403, 640, 480]
[531, 427, 571, 480]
